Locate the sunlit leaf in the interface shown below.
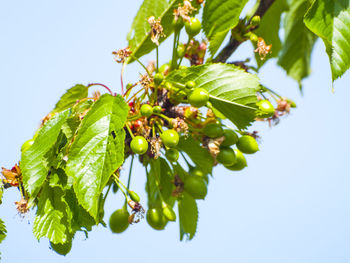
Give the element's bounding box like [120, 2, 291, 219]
[178, 192, 198, 241]
[54, 84, 88, 112]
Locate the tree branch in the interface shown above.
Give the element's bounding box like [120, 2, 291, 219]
[213, 0, 276, 63]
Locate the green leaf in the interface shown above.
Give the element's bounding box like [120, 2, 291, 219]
[277, 0, 317, 85]
[254, 0, 289, 67]
[304, 0, 350, 82]
[127, 0, 180, 63]
[0, 218, 6, 244]
[66, 94, 128, 220]
[166, 64, 259, 129]
[178, 192, 198, 241]
[21, 110, 70, 198]
[54, 84, 88, 112]
[177, 136, 213, 174]
[0, 182, 3, 205]
[147, 158, 175, 207]
[202, 0, 248, 56]
[33, 183, 69, 244]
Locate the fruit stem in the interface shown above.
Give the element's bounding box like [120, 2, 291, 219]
[87, 83, 114, 96]
[170, 31, 179, 71]
[264, 86, 282, 99]
[126, 155, 134, 191]
[131, 55, 151, 77]
[125, 123, 135, 139]
[123, 83, 137, 98]
[121, 62, 126, 95]
[179, 151, 193, 169]
[112, 174, 129, 201]
[178, 37, 192, 67]
[127, 113, 142, 121]
[126, 87, 146, 103]
[152, 113, 172, 126]
[156, 46, 159, 72]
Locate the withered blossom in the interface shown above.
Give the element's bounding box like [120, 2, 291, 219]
[150, 137, 162, 159]
[147, 16, 165, 46]
[173, 0, 196, 23]
[206, 136, 225, 159]
[15, 198, 29, 215]
[1, 163, 21, 187]
[171, 117, 189, 135]
[254, 37, 272, 60]
[138, 74, 153, 89]
[127, 199, 145, 224]
[112, 47, 132, 63]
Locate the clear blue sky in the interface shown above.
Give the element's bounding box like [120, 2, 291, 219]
[1, 0, 350, 262]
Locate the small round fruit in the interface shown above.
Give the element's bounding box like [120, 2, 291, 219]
[202, 123, 224, 138]
[109, 208, 130, 233]
[185, 80, 196, 90]
[172, 17, 183, 32]
[140, 104, 153, 117]
[162, 204, 176, 221]
[251, 15, 261, 26]
[177, 44, 186, 57]
[161, 130, 179, 148]
[189, 167, 208, 184]
[129, 191, 140, 202]
[153, 73, 164, 86]
[237, 135, 259, 154]
[257, 100, 275, 118]
[159, 63, 170, 75]
[165, 148, 179, 162]
[146, 208, 168, 230]
[225, 149, 247, 171]
[185, 17, 201, 37]
[221, 129, 238, 146]
[153, 105, 162, 113]
[50, 240, 72, 256]
[21, 139, 34, 152]
[184, 176, 207, 199]
[130, 136, 148, 155]
[188, 88, 209, 108]
[216, 147, 237, 166]
[249, 33, 258, 42]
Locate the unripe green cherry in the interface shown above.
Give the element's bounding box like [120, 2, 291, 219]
[185, 17, 201, 37]
[221, 129, 238, 146]
[188, 88, 209, 108]
[216, 147, 237, 166]
[225, 149, 247, 171]
[153, 105, 162, 113]
[161, 129, 179, 148]
[172, 17, 184, 32]
[21, 139, 34, 152]
[185, 80, 196, 90]
[153, 73, 164, 86]
[177, 44, 186, 57]
[165, 148, 179, 162]
[159, 63, 170, 75]
[189, 166, 209, 184]
[109, 208, 130, 233]
[203, 123, 224, 138]
[129, 191, 140, 202]
[130, 136, 148, 155]
[256, 99, 275, 118]
[140, 104, 153, 117]
[237, 135, 259, 154]
[251, 15, 261, 26]
[184, 175, 208, 199]
[146, 208, 168, 230]
[162, 202, 176, 221]
[249, 33, 258, 42]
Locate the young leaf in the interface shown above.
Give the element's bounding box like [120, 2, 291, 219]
[127, 0, 180, 63]
[254, 0, 289, 67]
[202, 0, 248, 56]
[277, 0, 317, 86]
[177, 136, 214, 174]
[0, 218, 6, 244]
[33, 183, 69, 244]
[21, 110, 70, 198]
[166, 64, 260, 129]
[54, 84, 88, 112]
[304, 0, 350, 82]
[147, 158, 175, 207]
[66, 94, 128, 221]
[178, 192, 198, 241]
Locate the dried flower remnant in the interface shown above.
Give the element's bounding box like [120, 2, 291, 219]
[174, 0, 196, 23]
[15, 198, 29, 215]
[148, 16, 165, 46]
[205, 136, 225, 159]
[112, 47, 132, 63]
[150, 137, 162, 159]
[127, 199, 145, 224]
[254, 37, 272, 60]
